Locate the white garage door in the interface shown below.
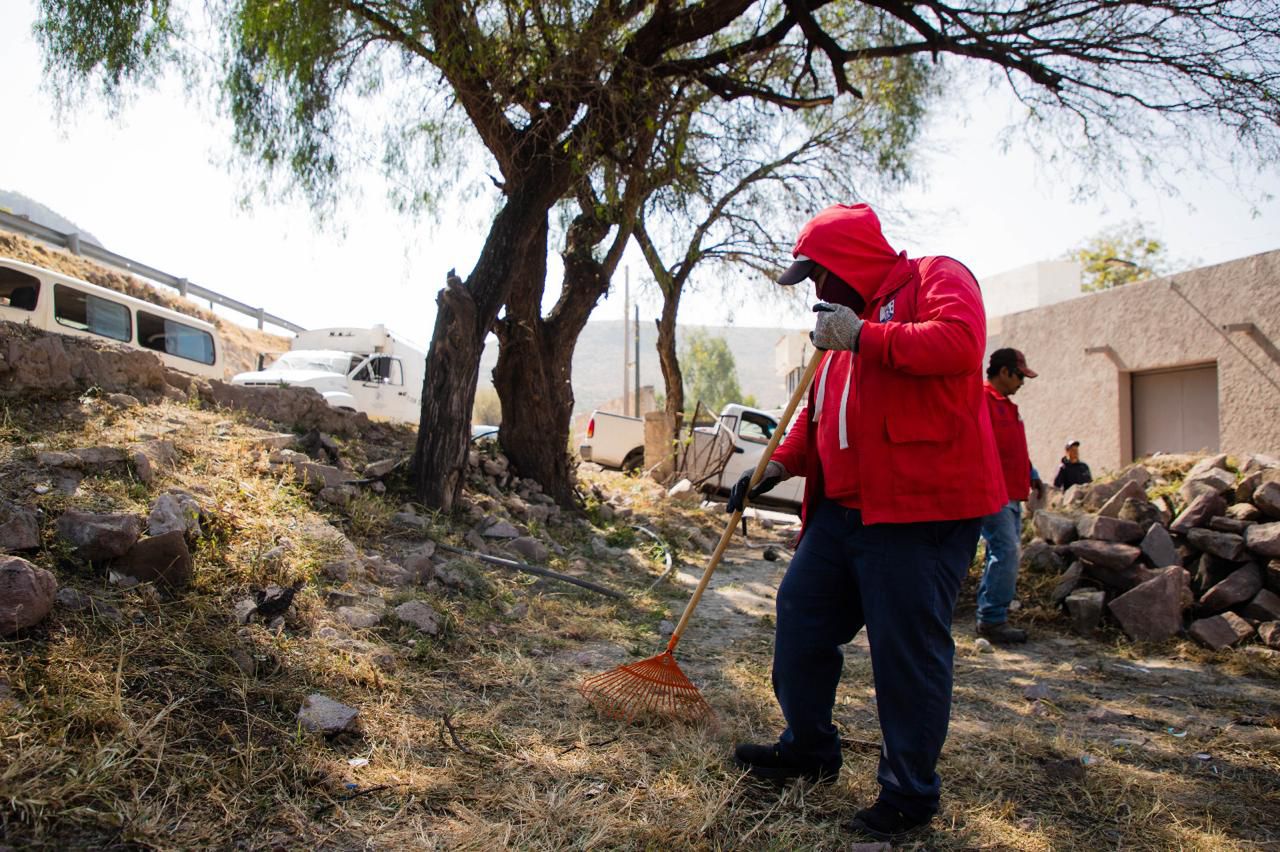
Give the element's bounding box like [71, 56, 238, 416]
[1132, 365, 1219, 459]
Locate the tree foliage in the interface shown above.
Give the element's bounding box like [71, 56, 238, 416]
[1069, 221, 1171, 292]
[680, 331, 743, 417]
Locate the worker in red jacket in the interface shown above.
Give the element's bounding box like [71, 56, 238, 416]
[976, 348, 1045, 644]
[726, 204, 1004, 842]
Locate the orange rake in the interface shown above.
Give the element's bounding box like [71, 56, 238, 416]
[581, 351, 824, 723]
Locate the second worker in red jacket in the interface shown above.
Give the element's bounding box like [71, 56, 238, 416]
[726, 203, 1005, 843]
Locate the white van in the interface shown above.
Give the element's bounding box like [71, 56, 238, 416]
[231, 325, 425, 423]
[0, 256, 223, 379]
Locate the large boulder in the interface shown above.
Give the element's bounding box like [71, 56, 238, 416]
[1254, 481, 1280, 519]
[1245, 522, 1280, 559]
[111, 531, 193, 592]
[55, 510, 142, 562]
[1033, 512, 1078, 545]
[1179, 466, 1236, 503]
[0, 556, 57, 635]
[1170, 493, 1227, 535]
[1140, 524, 1181, 569]
[1065, 588, 1106, 635]
[1077, 515, 1144, 544]
[0, 502, 40, 552]
[1098, 480, 1148, 518]
[1067, 540, 1141, 571]
[1188, 612, 1254, 650]
[1107, 566, 1191, 643]
[1198, 563, 1263, 613]
[1186, 528, 1246, 561]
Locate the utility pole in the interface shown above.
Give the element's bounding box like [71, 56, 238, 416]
[622, 267, 630, 415]
[633, 303, 640, 417]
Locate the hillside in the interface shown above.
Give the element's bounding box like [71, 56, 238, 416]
[479, 319, 802, 414]
[0, 189, 102, 246]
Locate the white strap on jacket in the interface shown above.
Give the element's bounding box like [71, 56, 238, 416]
[838, 364, 852, 450]
[813, 354, 833, 423]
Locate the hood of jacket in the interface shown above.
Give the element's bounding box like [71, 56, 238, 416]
[792, 204, 910, 305]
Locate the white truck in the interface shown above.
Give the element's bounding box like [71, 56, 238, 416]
[231, 324, 425, 423]
[579, 403, 805, 511]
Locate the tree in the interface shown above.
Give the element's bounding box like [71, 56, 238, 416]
[1068, 221, 1172, 292]
[680, 331, 743, 417]
[36, 0, 1280, 511]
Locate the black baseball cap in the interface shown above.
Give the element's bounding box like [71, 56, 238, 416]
[988, 347, 1038, 378]
[778, 254, 817, 285]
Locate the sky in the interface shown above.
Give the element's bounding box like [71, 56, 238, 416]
[2, 2, 1278, 347]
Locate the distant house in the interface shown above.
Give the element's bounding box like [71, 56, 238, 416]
[773, 251, 1280, 477]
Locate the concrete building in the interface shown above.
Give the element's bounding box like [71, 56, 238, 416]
[992, 249, 1280, 478]
[773, 249, 1280, 480]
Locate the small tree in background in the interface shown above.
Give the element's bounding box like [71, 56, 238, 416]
[1069, 221, 1173, 292]
[471, 388, 502, 426]
[680, 331, 743, 417]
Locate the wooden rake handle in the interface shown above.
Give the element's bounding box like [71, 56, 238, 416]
[666, 349, 825, 652]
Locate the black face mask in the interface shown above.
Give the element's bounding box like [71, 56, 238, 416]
[816, 269, 866, 314]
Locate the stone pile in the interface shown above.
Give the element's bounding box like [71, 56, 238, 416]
[1035, 453, 1280, 652]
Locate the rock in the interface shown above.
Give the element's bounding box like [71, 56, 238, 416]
[1245, 522, 1280, 559]
[392, 512, 430, 532]
[337, 607, 382, 629]
[55, 587, 92, 610]
[1023, 682, 1054, 701]
[666, 479, 701, 504]
[1227, 502, 1262, 522]
[1186, 453, 1230, 479]
[1236, 471, 1263, 504]
[365, 556, 414, 587]
[974, 637, 994, 653]
[1022, 539, 1065, 573]
[0, 502, 40, 551]
[1118, 498, 1164, 531]
[1034, 512, 1078, 545]
[1117, 465, 1154, 489]
[509, 536, 549, 563]
[1065, 589, 1106, 634]
[402, 547, 436, 585]
[147, 491, 204, 537]
[1086, 560, 1159, 592]
[1051, 562, 1084, 606]
[1259, 621, 1280, 649]
[1186, 528, 1246, 561]
[1192, 553, 1237, 593]
[1208, 517, 1254, 535]
[1253, 481, 1280, 519]
[1244, 589, 1280, 622]
[318, 484, 359, 506]
[111, 531, 193, 592]
[1242, 453, 1280, 474]
[1098, 480, 1148, 518]
[70, 446, 129, 468]
[363, 458, 400, 478]
[106, 392, 140, 407]
[297, 693, 359, 734]
[1079, 480, 1124, 512]
[1061, 484, 1087, 509]
[1179, 467, 1236, 503]
[230, 647, 257, 676]
[234, 598, 258, 624]
[1268, 560, 1280, 594]
[1199, 563, 1263, 613]
[1107, 566, 1191, 643]
[1076, 515, 1144, 544]
[1188, 611, 1254, 650]
[55, 510, 142, 561]
[394, 601, 441, 635]
[481, 519, 522, 539]
[1170, 493, 1227, 535]
[0, 556, 57, 635]
[1067, 540, 1141, 571]
[1140, 525, 1181, 569]
[321, 559, 364, 583]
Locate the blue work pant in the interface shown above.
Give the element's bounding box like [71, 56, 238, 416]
[976, 500, 1022, 625]
[772, 499, 980, 820]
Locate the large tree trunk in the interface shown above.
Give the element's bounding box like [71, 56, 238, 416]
[655, 285, 684, 440]
[492, 207, 616, 507]
[411, 189, 554, 511]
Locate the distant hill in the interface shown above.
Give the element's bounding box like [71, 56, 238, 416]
[0, 189, 102, 246]
[478, 319, 799, 415]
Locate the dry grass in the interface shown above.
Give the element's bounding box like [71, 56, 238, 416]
[1, 395, 1278, 850]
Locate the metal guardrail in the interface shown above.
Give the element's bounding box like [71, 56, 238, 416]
[0, 210, 305, 333]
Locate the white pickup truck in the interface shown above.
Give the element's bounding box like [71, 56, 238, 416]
[579, 403, 805, 511]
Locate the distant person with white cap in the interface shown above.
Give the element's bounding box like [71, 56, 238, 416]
[1053, 439, 1093, 489]
[975, 347, 1044, 645]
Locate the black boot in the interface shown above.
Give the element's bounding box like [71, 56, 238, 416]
[977, 621, 1028, 644]
[844, 800, 933, 840]
[731, 742, 840, 784]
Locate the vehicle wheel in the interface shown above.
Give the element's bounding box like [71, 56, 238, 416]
[622, 449, 644, 473]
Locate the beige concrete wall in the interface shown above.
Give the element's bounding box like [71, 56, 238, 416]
[990, 250, 1280, 478]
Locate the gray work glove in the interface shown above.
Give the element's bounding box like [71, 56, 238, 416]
[811, 302, 863, 351]
[726, 460, 787, 514]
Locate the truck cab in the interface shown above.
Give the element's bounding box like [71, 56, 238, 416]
[231, 325, 425, 423]
[694, 404, 805, 510]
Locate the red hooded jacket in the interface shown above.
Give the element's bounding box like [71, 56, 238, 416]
[771, 204, 1006, 526]
[984, 382, 1031, 502]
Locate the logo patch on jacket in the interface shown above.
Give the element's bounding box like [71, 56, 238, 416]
[879, 298, 896, 322]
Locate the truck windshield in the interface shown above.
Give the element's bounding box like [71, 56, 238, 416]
[269, 352, 352, 373]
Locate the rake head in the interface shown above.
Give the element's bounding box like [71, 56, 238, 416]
[580, 650, 713, 723]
